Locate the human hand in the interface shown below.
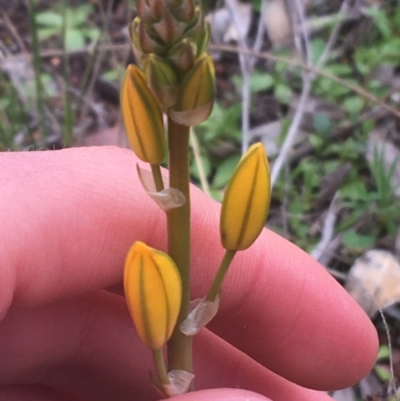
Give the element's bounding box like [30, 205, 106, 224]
[0, 147, 377, 401]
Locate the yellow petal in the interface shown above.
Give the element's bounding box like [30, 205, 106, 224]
[124, 242, 182, 349]
[220, 143, 271, 251]
[121, 64, 166, 164]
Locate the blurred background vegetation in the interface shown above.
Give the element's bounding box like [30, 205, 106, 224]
[1, 0, 400, 398]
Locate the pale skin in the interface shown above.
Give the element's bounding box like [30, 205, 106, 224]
[0, 147, 378, 401]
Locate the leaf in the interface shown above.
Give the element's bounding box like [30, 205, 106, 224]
[377, 345, 391, 361]
[212, 154, 241, 188]
[274, 83, 292, 104]
[311, 38, 326, 65]
[66, 5, 93, 26]
[343, 96, 364, 117]
[85, 28, 101, 42]
[342, 229, 376, 252]
[190, 154, 211, 182]
[65, 30, 85, 50]
[249, 72, 274, 92]
[340, 180, 368, 201]
[232, 71, 274, 93]
[309, 133, 324, 151]
[37, 27, 58, 40]
[374, 365, 392, 382]
[35, 11, 63, 28]
[313, 113, 331, 137]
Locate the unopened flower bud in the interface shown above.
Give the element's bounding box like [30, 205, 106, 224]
[168, 39, 196, 72]
[143, 54, 179, 108]
[152, 6, 186, 45]
[181, 7, 207, 53]
[129, 18, 144, 64]
[138, 21, 167, 55]
[136, 0, 167, 22]
[121, 64, 166, 164]
[220, 143, 271, 251]
[124, 241, 182, 350]
[169, 54, 215, 126]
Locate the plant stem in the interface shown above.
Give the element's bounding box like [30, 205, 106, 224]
[151, 164, 164, 192]
[62, 0, 74, 147]
[166, 117, 192, 380]
[205, 250, 236, 302]
[152, 348, 169, 385]
[28, 0, 48, 145]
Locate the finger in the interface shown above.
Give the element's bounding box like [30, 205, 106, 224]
[173, 389, 272, 401]
[0, 385, 85, 401]
[0, 147, 377, 389]
[0, 290, 332, 401]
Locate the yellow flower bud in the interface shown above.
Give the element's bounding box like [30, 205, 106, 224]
[121, 64, 166, 164]
[124, 241, 182, 350]
[220, 143, 271, 251]
[169, 54, 215, 126]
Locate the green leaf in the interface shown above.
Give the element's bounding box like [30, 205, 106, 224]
[36, 11, 63, 28]
[37, 27, 58, 40]
[326, 63, 352, 76]
[232, 71, 274, 94]
[66, 5, 92, 26]
[102, 70, 119, 82]
[342, 230, 376, 252]
[213, 154, 241, 188]
[190, 154, 211, 182]
[65, 30, 85, 50]
[374, 364, 392, 382]
[274, 84, 292, 104]
[249, 72, 274, 92]
[313, 113, 331, 138]
[309, 134, 324, 151]
[311, 38, 326, 65]
[85, 28, 101, 42]
[377, 345, 391, 361]
[340, 181, 368, 201]
[344, 97, 364, 117]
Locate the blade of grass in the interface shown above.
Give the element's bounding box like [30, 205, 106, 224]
[61, 0, 74, 147]
[27, 0, 48, 145]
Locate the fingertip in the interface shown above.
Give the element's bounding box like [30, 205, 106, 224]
[173, 389, 272, 401]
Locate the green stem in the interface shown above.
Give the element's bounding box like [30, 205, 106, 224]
[28, 0, 47, 145]
[62, 0, 73, 147]
[151, 164, 164, 192]
[166, 117, 192, 380]
[205, 250, 237, 302]
[152, 348, 169, 385]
